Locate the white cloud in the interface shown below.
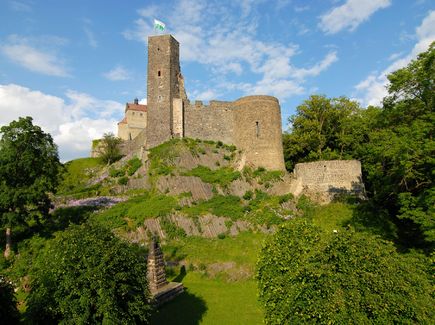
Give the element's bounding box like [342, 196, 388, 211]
[124, 0, 338, 101]
[355, 10, 435, 107]
[103, 66, 131, 81]
[319, 0, 391, 34]
[0, 35, 69, 77]
[84, 27, 98, 48]
[0, 84, 123, 161]
[8, 1, 31, 12]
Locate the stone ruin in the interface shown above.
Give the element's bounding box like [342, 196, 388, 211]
[147, 238, 183, 306]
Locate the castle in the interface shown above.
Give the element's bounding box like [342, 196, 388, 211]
[117, 34, 286, 171]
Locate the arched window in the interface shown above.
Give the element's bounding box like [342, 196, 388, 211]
[158, 70, 161, 77]
[256, 121, 260, 137]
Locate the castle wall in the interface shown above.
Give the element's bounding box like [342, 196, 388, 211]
[232, 96, 286, 171]
[293, 160, 365, 200]
[184, 101, 235, 145]
[118, 123, 129, 141]
[126, 110, 146, 129]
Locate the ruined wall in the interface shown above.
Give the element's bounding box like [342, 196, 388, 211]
[184, 100, 235, 145]
[293, 160, 365, 201]
[233, 96, 286, 171]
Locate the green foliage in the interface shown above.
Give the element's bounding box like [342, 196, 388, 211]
[283, 95, 363, 171]
[117, 176, 128, 185]
[282, 43, 435, 249]
[57, 158, 103, 195]
[97, 132, 123, 165]
[184, 166, 241, 188]
[183, 195, 244, 220]
[0, 117, 61, 254]
[253, 167, 284, 184]
[148, 139, 181, 178]
[127, 157, 142, 176]
[243, 190, 253, 200]
[96, 192, 178, 228]
[160, 216, 187, 239]
[257, 219, 434, 324]
[109, 167, 125, 178]
[0, 274, 20, 324]
[26, 222, 152, 324]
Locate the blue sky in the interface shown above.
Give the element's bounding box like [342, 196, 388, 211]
[0, 0, 434, 161]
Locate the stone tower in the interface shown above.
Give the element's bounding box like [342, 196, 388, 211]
[146, 35, 184, 148]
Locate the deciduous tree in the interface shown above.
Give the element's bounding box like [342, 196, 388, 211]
[0, 117, 61, 258]
[26, 222, 152, 324]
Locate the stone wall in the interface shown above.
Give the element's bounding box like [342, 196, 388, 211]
[232, 96, 285, 171]
[146, 35, 181, 148]
[184, 100, 235, 145]
[293, 160, 365, 201]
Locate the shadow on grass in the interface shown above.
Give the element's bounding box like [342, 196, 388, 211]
[173, 265, 187, 283]
[150, 290, 207, 325]
[343, 202, 398, 242]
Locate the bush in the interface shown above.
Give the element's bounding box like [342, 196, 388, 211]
[109, 167, 125, 178]
[0, 275, 19, 324]
[127, 157, 142, 176]
[184, 166, 240, 188]
[257, 219, 434, 324]
[118, 176, 128, 185]
[26, 222, 152, 324]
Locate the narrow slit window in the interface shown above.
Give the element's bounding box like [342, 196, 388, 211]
[158, 70, 161, 77]
[256, 121, 260, 137]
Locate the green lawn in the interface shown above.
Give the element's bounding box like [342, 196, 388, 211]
[151, 232, 266, 324]
[150, 272, 263, 325]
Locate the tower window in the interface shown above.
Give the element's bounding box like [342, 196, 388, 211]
[256, 121, 260, 137]
[158, 70, 161, 77]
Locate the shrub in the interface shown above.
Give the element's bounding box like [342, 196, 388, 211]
[243, 190, 253, 200]
[160, 217, 187, 239]
[26, 222, 152, 324]
[257, 219, 434, 324]
[127, 157, 142, 176]
[184, 166, 240, 188]
[0, 275, 19, 324]
[118, 176, 128, 185]
[109, 167, 125, 178]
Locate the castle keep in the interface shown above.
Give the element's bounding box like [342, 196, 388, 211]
[118, 34, 286, 171]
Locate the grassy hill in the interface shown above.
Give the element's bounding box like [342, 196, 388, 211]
[0, 138, 372, 323]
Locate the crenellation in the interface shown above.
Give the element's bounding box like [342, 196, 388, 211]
[110, 34, 366, 199]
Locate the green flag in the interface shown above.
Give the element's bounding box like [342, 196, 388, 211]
[154, 19, 165, 32]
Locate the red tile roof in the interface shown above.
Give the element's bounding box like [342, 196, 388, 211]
[118, 116, 127, 124]
[126, 103, 147, 112]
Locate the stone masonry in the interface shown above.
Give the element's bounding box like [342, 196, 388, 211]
[117, 34, 286, 171]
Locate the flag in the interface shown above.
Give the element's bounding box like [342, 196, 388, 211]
[154, 19, 165, 32]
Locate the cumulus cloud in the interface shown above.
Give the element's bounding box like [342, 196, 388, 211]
[0, 35, 69, 77]
[123, 0, 338, 101]
[103, 66, 131, 81]
[0, 84, 123, 161]
[355, 10, 435, 107]
[319, 0, 391, 34]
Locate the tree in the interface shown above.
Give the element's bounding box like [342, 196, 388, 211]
[0, 274, 20, 324]
[257, 219, 434, 324]
[283, 95, 363, 171]
[358, 42, 435, 246]
[97, 132, 123, 165]
[26, 222, 152, 324]
[0, 117, 61, 258]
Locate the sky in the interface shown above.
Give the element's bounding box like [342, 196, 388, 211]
[0, 0, 434, 161]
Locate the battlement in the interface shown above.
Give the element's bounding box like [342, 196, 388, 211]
[116, 34, 286, 171]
